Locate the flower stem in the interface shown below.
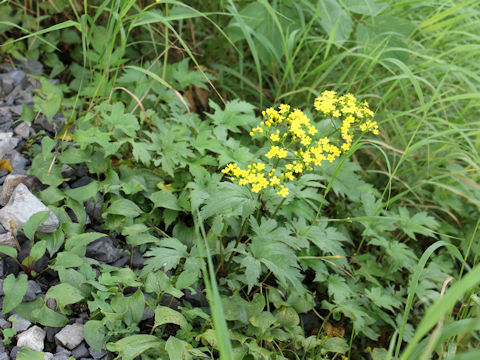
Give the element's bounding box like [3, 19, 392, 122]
[223, 216, 248, 272]
[271, 197, 286, 218]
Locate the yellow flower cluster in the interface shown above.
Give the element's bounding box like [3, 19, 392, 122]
[222, 91, 378, 197]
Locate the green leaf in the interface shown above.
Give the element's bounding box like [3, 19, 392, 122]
[365, 287, 402, 312]
[16, 348, 45, 360]
[31, 304, 68, 327]
[240, 255, 261, 293]
[342, 0, 387, 16]
[165, 336, 192, 360]
[106, 335, 163, 360]
[317, 0, 353, 45]
[321, 337, 349, 355]
[65, 232, 105, 251]
[144, 238, 188, 272]
[2, 274, 28, 314]
[0, 245, 17, 259]
[24, 210, 50, 241]
[106, 198, 143, 217]
[45, 283, 84, 312]
[84, 320, 107, 351]
[34, 77, 63, 121]
[101, 102, 140, 138]
[64, 181, 99, 203]
[30, 240, 47, 261]
[249, 311, 275, 333]
[14, 298, 43, 322]
[154, 306, 188, 330]
[132, 141, 153, 166]
[122, 223, 149, 236]
[51, 251, 85, 269]
[175, 257, 201, 290]
[149, 191, 182, 211]
[111, 289, 145, 326]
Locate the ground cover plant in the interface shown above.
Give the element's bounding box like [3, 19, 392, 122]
[0, 0, 479, 359]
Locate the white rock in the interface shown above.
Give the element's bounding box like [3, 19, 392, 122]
[0, 132, 19, 158]
[16, 325, 45, 351]
[0, 232, 15, 247]
[54, 323, 84, 350]
[0, 183, 59, 233]
[11, 314, 31, 332]
[13, 122, 31, 139]
[44, 353, 54, 360]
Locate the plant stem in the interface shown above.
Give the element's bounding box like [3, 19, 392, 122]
[223, 217, 248, 272]
[271, 197, 286, 218]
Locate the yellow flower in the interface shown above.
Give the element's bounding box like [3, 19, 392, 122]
[277, 185, 289, 198]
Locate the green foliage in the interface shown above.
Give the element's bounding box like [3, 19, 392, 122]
[1, 0, 479, 358]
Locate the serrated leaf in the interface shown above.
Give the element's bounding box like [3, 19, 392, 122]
[240, 255, 261, 293]
[2, 274, 28, 314]
[149, 190, 182, 211]
[365, 287, 402, 312]
[321, 337, 349, 355]
[132, 141, 153, 166]
[111, 289, 145, 325]
[144, 238, 188, 272]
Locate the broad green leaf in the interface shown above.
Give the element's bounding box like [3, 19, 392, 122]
[84, 320, 107, 351]
[51, 251, 85, 269]
[106, 335, 163, 360]
[111, 289, 145, 326]
[317, 0, 353, 45]
[30, 240, 47, 261]
[154, 306, 188, 330]
[342, 0, 387, 16]
[32, 304, 68, 327]
[64, 181, 99, 203]
[365, 287, 402, 312]
[106, 198, 143, 217]
[14, 298, 43, 322]
[2, 274, 28, 314]
[149, 191, 182, 211]
[24, 211, 50, 241]
[65, 232, 105, 251]
[45, 283, 84, 312]
[33, 77, 63, 121]
[126, 233, 159, 247]
[122, 224, 149, 236]
[0, 245, 17, 259]
[274, 307, 299, 329]
[16, 348, 45, 360]
[321, 337, 349, 354]
[165, 336, 192, 360]
[249, 311, 275, 333]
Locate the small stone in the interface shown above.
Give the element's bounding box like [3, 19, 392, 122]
[0, 169, 9, 177]
[0, 341, 4, 355]
[44, 353, 54, 360]
[45, 327, 61, 343]
[72, 343, 90, 358]
[61, 164, 75, 178]
[0, 232, 15, 247]
[0, 132, 19, 158]
[9, 71, 27, 86]
[19, 59, 44, 75]
[71, 175, 92, 189]
[46, 298, 57, 310]
[53, 350, 71, 360]
[23, 280, 42, 302]
[0, 183, 59, 233]
[86, 237, 122, 264]
[88, 347, 106, 359]
[0, 354, 8, 360]
[111, 254, 129, 267]
[13, 122, 31, 139]
[54, 323, 84, 350]
[11, 314, 31, 332]
[2, 77, 14, 95]
[141, 306, 154, 321]
[55, 345, 71, 354]
[0, 317, 10, 329]
[10, 346, 20, 359]
[0, 174, 44, 206]
[132, 249, 145, 268]
[8, 150, 28, 174]
[16, 325, 45, 351]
